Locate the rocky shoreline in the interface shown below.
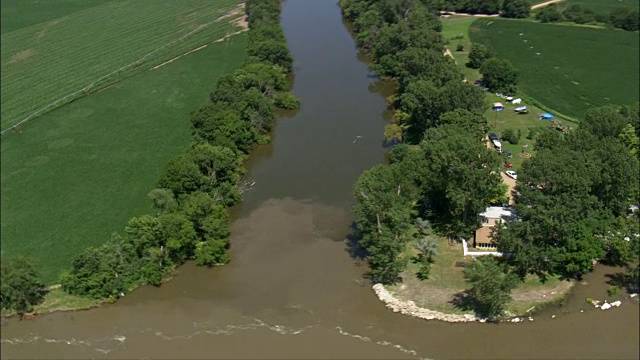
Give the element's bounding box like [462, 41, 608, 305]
[372, 284, 487, 323]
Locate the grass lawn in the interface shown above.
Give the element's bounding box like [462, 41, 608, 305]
[1, 0, 244, 130]
[484, 93, 578, 170]
[387, 238, 573, 316]
[469, 18, 639, 120]
[0, 34, 248, 284]
[441, 16, 481, 83]
[441, 16, 578, 171]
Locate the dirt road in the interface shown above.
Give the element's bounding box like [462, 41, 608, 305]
[531, 0, 564, 10]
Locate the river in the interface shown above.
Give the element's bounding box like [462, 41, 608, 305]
[1, 1, 638, 359]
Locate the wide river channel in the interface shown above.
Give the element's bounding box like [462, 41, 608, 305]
[2, 1, 639, 358]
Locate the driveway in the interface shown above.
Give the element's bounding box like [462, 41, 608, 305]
[501, 172, 517, 205]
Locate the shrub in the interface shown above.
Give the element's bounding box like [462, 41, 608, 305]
[467, 43, 492, 69]
[536, 5, 563, 23]
[501, 128, 519, 144]
[456, 43, 464, 51]
[607, 285, 619, 296]
[479, 57, 518, 93]
[273, 92, 300, 110]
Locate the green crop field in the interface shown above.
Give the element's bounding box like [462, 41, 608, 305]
[1, 0, 245, 131]
[558, 0, 639, 12]
[1, 24, 247, 283]
[470, 18, 639, 120]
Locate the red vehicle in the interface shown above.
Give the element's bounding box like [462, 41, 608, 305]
[503, 163, 513, 168]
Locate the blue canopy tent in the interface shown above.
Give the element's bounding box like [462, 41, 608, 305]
[492, 102, 504, 111]
[540, 113, 554, 120]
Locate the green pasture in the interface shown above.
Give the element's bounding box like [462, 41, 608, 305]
[558, 0, 639, 12]
[470, 18, 639, 120]
[1, 0, 244, 130]
[1, 34, 248, 283]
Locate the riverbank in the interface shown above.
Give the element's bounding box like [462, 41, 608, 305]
[379, 240, 574, 322]
[1, 288, 104, 319]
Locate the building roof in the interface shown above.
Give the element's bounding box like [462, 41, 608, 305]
[479, 206, 512, 219]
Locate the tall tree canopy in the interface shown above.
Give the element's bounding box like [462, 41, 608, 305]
[1, 258, 46, 314]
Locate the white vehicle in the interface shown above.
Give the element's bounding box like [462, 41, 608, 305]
[512, 98, 522, 105]
[506, 170, 517, 180]
[506, 96, 514, 101]
[492, 139, 502, 149]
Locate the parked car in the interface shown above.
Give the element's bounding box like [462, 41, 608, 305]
[506, 170, 517, 180]
[503, 162, 513, 168]
[502, 151, 513, 158]
[488, 133, 498, 141]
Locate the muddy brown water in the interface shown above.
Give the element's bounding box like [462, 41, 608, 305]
[2, 1, 638, 359]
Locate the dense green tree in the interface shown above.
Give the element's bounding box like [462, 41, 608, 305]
[536, 4, 563, 23]
[400, 80, 485, 140]
[480, 57, 519, 94]
[188, 144, 239, 189]
[420, 125, 504, 237]
[609, 7, 639, 31]
[412, 218, 439, 280]
[449, 0, 501, 14]
[467, 43, 492, 69]
[180, 191, 227, 237]
[354, 164, 419, 283]
[582, 105, 630, 139]
[148, 188, 178, 214]
[463, 256, 518, 317]
[619, 103, 640, 137]
[384, 123, 404, 144]
[157, 155, 205, 197]
[501, 128, 519, 145]
[562, 4, 595, 24]
[124, 215, 164, 258]
[191, 104, 255, 153]
[241, 88, 277, 135]
[1, 258, 46, 314]
[497, 144, 612, 278]
[438, 109, 488, 141]
[195, 239, 230, 266]
[159, 213, 198, 263]
[273, 92, 300, 109]
[248, 40, 294, 71]
[501, 0, 530, 19]
[533, 128, 564, 151]
[234, 62, 288, 95]
[61, 235, 139, 299]
[619, 123, 639, 156]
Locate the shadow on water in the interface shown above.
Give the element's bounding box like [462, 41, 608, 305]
[345, 221, 367, 261]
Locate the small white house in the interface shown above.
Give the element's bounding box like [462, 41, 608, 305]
[474, 206, 513, 249]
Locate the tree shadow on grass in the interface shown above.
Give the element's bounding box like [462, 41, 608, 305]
[449, 291, 493, 319]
